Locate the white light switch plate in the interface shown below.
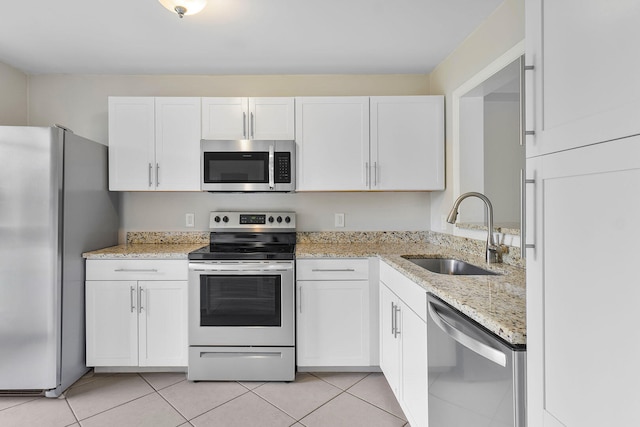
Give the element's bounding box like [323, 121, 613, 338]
[335, 213, 345, 228]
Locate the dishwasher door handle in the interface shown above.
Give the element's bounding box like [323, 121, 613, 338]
[428, 301, 507, 367]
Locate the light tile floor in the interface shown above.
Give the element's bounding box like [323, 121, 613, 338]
[0, 371, 410, 427]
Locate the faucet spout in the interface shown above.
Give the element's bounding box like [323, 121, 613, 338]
[447, 192, 504, 263]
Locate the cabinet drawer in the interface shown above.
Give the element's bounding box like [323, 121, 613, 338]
[86, 259, 188, 281]
[297, 258, 369, 281]
[380, 261, 427, 321]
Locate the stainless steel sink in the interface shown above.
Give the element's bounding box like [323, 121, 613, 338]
[402, 256, 500, 276]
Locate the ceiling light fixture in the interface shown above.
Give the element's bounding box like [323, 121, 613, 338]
[158, 0, 207, 18]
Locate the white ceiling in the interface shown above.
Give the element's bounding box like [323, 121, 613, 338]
[0, 0, 504, 75]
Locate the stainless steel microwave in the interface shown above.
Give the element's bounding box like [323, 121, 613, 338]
[201, 140, 295, 192]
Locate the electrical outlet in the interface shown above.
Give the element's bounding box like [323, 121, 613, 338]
[185, 213, 195, 228]
[335, 213, 345, 228]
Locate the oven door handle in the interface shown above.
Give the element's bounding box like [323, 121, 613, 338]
[189, 262, 293, 272]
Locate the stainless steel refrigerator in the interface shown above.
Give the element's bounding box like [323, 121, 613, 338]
[0, 126, 119, 397]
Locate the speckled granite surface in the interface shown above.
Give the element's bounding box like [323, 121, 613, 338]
[82, 243, 206, 259]
[83, 232, 208, 259]
[84, 230, 526, 345]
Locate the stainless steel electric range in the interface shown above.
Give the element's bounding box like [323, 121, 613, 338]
[187, 211, 296, 381]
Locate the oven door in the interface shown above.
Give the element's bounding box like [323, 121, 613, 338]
[188, 261, 294, 346]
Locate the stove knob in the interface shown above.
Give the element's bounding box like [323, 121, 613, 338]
[214, 216, 221, 223]
[222, 216, 229, 223]
[268, 216, 275, 223]
[285, 216, 291, 224]
[277, 216, 283, 223]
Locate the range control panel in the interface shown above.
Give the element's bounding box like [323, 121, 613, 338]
[209, 211, 296, 230]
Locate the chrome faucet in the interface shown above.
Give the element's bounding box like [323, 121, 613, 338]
[447, 192, 505, 264]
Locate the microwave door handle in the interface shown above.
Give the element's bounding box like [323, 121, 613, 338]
[269, 145, 275, 189]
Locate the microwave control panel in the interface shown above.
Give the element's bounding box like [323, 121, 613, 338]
[275, 152, 291, 183]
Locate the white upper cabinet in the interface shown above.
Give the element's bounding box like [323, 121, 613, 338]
[295, 97, 370, 191]
[295, 96, 444, 192]
[201, 97, 295, 140]
[525, 0, 640, 157]
[249, 98, 295, 140]
[154, 98, 201, 191]
[370, 96, 444, 190]
[108, 97, 201, 191]
[108, 97, 155, 191]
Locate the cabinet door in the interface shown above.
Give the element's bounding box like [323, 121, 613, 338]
[399, 303, 428, 427]
[249, 97, 295, 140]
[201, 97, 248, 140]
[295, 97, 370, 191]
[138, 281, 188, 367]
[526, 137, 640, 427]
[155, 98, 201, 191]
[379, 283, 400, 398]
[108, 97, 155, 190]
[86, 281, 138, 367]
[370, 96, 444, 190]
[525, 0, 640, 157]
[297, 281, 370, 367]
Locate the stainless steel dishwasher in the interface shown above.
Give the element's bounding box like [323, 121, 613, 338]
[427, 293, 526, 427]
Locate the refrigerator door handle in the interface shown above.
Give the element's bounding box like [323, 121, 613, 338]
[428, 301, 507, 367]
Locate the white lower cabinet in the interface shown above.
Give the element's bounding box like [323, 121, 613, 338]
[379, 261, 428, 427]
[296, 258, 378, 368]
[85, 260, 188, 368]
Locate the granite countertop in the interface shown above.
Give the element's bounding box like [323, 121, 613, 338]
[83, 243, 206, 260]
[297, 241, 526, 346]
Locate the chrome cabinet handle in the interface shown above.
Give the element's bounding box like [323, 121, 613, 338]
[524, 64, 535, 138]
[139, 287, 145, 313]
[373, 161, 378, 187]
[242, 111, 247, 138]
[311, 268, 355, 272]
[390, 302, 396, 335]
[250, 112, 255, 138]
[521, 169, 536, 257]
[428, 301, 507, 367]
[148, 163, 153, 187]
[156, 163, 159, 186]
[365, 162, 369, 187]
[114, 269, 159, 272]
[299, 286, 303, 313]
[130, 286, 136, 313]
[393, 305, 401, 338]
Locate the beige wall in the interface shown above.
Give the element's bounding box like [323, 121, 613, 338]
[0, 62, 28, 125]
[428, 0, 525, 234]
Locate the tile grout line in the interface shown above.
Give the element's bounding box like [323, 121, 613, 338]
[67, 373, 159, 424]
[138, 374, 190, 425]
[63, 397, 80, 426]
[181, 383, 254, 423]
[343, 389, 408, 423]
[310, 372, 407, 423]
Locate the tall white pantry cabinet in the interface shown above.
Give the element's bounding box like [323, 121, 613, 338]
[525, 1, 640, 426]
